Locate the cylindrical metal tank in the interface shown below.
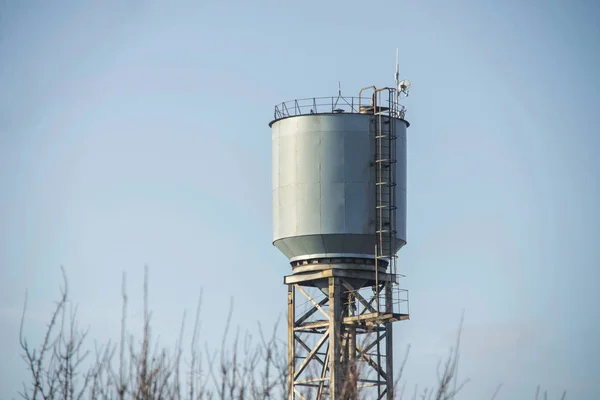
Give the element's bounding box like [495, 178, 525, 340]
[271, 108, 408, 272]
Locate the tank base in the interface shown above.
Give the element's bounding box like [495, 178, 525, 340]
[291, 256, 388, 275]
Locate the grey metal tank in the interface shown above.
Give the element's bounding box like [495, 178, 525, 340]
[270, 95, 409, 272]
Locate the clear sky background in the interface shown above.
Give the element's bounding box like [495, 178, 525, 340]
[1, 0, 599, 398]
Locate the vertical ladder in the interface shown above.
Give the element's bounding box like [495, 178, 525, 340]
[374, 89, 398, 284]
[373, 88, 398, 400]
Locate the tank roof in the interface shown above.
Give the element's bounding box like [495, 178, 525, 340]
[269, 95, 409, 127]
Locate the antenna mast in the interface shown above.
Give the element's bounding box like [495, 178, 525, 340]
[395, 48, 400, 87]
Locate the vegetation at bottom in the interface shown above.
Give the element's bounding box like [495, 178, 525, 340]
[17, 268, 566, 400]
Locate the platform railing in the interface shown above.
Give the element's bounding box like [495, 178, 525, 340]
[342, 285, 410, 318]
[273, 95, 406, 120]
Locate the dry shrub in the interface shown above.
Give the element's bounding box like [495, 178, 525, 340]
[18, 268, 566, 399]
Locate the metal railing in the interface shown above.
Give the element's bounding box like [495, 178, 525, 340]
[273, 95, 407, 120]
[343, 285, 410, 318]
[387, 287, 410, 316]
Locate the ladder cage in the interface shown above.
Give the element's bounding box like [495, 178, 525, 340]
[373, 88, 398, 282]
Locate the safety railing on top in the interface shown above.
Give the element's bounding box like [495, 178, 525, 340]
[273, 95, 407, 120]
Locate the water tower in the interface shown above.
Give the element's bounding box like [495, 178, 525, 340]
[270, 64, 411, 399]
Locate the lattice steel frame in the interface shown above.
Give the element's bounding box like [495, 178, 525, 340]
[285, 269, 408, 399]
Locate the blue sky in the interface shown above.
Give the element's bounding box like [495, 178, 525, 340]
[1, 0, 599, 398]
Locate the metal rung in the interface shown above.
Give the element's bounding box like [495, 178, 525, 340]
[373, 97, 399, 291]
